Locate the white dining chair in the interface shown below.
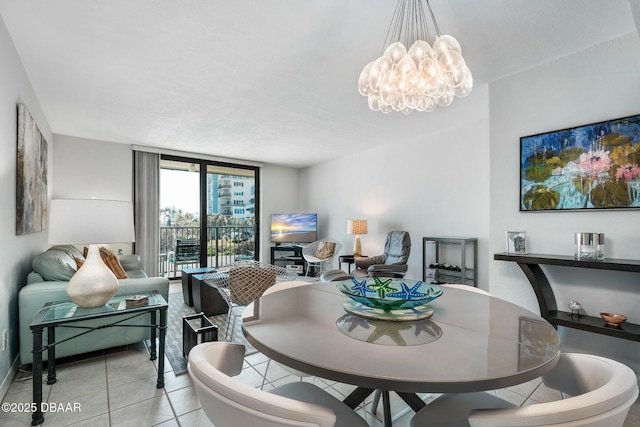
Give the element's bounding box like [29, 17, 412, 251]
[260, 280, 315, 389]
[410, 352, 639, 427]
[188, 342, 369, 427]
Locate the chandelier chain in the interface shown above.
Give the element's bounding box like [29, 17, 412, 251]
[425, 0, 441, 38]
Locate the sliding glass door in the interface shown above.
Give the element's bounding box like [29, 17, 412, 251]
[160, 156, 258, 277]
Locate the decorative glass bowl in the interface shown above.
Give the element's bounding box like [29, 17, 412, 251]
[336, 278, 442, 311]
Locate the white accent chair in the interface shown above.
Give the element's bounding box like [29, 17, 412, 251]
[410, 352, 639, 427]
[188, 342, 369, 427]
[302, 238, 342, 277]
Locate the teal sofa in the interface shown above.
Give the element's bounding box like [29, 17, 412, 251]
[19, 245, 169, 366]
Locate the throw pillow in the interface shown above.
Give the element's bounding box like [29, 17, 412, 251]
[316, 241, 336, 260]
[80, 247, 128, 279]
[104, 252, 128, 279]
[51, 245, 85, 261]
[99, 247, 128, 279]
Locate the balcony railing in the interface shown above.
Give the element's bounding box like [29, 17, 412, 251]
[159, 225, 255, 278]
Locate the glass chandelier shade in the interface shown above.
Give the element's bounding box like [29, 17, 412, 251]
[358, 0, 472, 114]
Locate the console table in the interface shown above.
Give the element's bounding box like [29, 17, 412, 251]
[494, 252, 640, 342]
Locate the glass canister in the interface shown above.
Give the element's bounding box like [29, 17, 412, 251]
[574, 232, 605, 260]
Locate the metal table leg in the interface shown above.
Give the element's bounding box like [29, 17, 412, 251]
[31, 327, 44, 426]
[150, 311, 157, 360]
[46, 326, 56, 385]
[157, 307, 167, 388]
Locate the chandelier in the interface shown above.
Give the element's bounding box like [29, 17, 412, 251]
[358, 0, 472, 114]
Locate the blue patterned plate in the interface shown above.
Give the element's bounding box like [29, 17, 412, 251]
[336, 278, 442, 311]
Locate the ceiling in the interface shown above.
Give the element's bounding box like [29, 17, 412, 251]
[1, 1, 638, 168]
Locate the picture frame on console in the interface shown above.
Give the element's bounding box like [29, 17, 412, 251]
[519, 114, 640, 211]
[506, 231, 528, 255]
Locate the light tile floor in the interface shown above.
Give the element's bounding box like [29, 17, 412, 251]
[2, 282, 639, 426]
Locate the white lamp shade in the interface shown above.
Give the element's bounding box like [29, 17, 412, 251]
[48, 199, 135, 308]
[48, 199, 135, 245]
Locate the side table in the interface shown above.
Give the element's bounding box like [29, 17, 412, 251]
[182, 312, 218, 356]
[192, 273, 229, 316]
[339, 255, 365, 273]
[182, 267, 214, 306]
[29, 291, 167, 426]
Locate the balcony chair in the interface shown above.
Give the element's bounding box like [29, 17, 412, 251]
[302, 238, 342, 277]
[169, 238, 200, 276]
[188, 342, 369, 427]
[202, 260, 297, 340]
[410, 352, 639, 427]
[352, 230, 411, 278]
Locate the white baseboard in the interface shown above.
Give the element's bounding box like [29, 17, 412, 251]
[0, 355, 20, 403]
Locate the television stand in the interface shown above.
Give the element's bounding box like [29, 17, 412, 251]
[271, 246, 307, 275]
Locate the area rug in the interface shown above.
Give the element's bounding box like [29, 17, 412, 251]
[163, 290, 255, 375]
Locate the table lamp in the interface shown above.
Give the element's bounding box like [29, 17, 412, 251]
[347, 219, 367, 257]
[48, 199, 135, 307]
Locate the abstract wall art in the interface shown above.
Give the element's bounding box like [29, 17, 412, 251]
[520, 114, 640, 211]
[16, 103, 48, 235]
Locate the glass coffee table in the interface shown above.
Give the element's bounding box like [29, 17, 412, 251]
[29, 291, 167, 425]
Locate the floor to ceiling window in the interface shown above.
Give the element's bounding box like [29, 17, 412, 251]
[160, 155, 258, 277]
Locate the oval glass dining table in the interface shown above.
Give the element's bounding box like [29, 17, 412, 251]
[241, 281, 561, 426]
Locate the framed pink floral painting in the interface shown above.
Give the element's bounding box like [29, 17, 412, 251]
[520, 114, 640, 211]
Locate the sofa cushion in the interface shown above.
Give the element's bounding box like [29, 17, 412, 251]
[118, 254, 143, 272]
[75, 249, 128, 279]
[32, 248, 78, 281]
[50, 245, 85, 260]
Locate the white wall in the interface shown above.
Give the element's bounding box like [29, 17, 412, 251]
[489, 34, 640, 373]
[259, 164, 301, 262]
[0, 16, 52, 398]
[300, 85, 491, 286]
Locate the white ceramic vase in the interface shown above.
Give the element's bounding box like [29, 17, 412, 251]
[66, 244, 118, 307]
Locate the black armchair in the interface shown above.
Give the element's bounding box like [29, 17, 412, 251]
[352, 230, 411, 278]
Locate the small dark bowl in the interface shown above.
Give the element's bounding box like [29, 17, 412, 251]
[599, 312, 627, 328]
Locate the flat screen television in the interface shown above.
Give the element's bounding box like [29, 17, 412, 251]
[270, 213, 317, 245]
